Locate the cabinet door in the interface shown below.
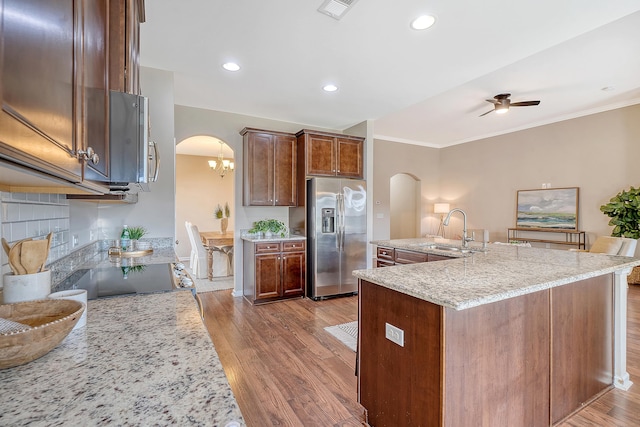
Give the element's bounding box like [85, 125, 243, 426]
[336, 137, 363, 178]
[282, 251, 305, 297]
[244, 132, 275, 205]
[109, 0, 143, 94]
[306, 133, 335, 176]
[81, 0, 110, 179]
[255, 254, 281, 300]
[273, 134, 297, 206]
[0, 0, 83, 182]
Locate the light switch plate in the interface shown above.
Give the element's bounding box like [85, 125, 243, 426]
[385, 322, 404, 347]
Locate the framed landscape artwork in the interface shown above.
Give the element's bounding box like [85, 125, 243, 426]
[516, 187, 579, 230]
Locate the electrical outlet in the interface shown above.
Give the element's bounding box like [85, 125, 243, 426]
[385, 322, 404, 347]
[90, 230, 95, 241]
[72, 234, 79, 247]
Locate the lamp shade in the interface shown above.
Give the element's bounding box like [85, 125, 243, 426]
[434, 203, 450, 214]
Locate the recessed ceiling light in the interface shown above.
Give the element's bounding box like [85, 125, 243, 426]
[410, 15, 436, 30]
[323, 84, 338, 92]
[222, 62, 240, 72]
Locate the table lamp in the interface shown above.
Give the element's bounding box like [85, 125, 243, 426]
[434, 203, 450, 237]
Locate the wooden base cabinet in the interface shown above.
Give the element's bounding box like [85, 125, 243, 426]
[243, 240, 305, 304]
[358, 274, 614, 426]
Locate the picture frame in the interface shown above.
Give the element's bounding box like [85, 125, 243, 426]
[515, 187, 579, 230]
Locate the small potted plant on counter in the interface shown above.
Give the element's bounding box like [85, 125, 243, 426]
[128, 226, 150, 250]
[249, 219, 288, 238]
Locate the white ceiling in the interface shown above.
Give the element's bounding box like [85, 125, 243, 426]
[141, 0, 640, 153]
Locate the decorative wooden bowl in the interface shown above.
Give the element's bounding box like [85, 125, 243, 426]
[0, 299, 85, 369]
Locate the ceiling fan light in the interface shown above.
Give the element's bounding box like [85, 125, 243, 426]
[495, 106, 509, 114]
[411, 15, 436, 30]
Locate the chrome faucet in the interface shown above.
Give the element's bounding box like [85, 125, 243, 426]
[443, 208, 474, 248]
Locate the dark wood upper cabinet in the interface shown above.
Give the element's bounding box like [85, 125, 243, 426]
[81, 0, 110, 179]
[241, 128, 297, 206]
[0, 0, 83, 182]
[296, 129, 364, 179]
[109, 0, 145, 94]
[0, 0, 142, 190]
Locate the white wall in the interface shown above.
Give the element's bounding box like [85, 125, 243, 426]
[97, 67, 176, 241]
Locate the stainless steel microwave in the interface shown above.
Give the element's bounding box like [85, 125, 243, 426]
[105, 90, 159, 192]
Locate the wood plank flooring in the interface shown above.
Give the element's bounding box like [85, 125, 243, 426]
[200, 285, 640, 427]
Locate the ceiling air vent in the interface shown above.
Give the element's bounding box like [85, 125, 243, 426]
[317, 0, 360, 20]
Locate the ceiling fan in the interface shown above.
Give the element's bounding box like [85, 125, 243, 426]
[479, 93, 540, 117]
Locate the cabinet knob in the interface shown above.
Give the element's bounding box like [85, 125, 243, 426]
[77, 147, 99, 164]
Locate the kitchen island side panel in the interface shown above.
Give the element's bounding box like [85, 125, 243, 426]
[443, 290, 551, 427]
[358, 279, 443, 426]
[550, 274, 613, 424]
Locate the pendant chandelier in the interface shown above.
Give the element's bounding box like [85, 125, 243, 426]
[208, 141, 235, 178]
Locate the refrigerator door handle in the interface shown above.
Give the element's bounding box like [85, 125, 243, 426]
[338, 193, 345, 251]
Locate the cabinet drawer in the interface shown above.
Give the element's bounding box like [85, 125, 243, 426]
[255, 242, 282, 254]
[376, 259, 395, 268]
[377, 246, 394, 261]
[283, 241, 305, 252]
[395, 249, 428, 264]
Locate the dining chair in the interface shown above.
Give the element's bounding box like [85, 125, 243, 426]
[186, 222, 209, 279]
[184, 221, 196, 272]
[221, 245, 234, 275]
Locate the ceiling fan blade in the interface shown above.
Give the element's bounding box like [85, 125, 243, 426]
[479, 109, 494, 117]
[510, 100, 540, 107]
[485, 99, 498, 104]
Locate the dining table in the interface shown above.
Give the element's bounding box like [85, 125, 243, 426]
[200, 231, 234, 280]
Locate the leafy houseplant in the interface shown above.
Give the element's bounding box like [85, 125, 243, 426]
[127, 226, 148, 241]
[249, 219, 288, 237]
[600, 186, 640, 239]
[215, 205, 223, 219]
[215, 203, 231, 233]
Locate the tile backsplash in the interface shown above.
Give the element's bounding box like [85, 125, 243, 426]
[1, 192, 71, 271]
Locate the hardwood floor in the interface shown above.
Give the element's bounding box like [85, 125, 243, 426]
[200, 285, 640, 427]
[200, 292, 365, 426]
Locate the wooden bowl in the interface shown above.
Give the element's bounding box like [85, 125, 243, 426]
[0, 299, 85, 369]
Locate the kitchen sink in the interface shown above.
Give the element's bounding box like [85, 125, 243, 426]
[408, 243, 477, 254]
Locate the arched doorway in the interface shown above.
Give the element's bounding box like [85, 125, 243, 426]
[175, 135, 235, 278]
[390, 173, 421, 239]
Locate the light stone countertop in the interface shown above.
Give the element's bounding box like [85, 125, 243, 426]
[355, 238, 640, 310]
[0, 291, 245, 427]
[240, 234, 306, 243]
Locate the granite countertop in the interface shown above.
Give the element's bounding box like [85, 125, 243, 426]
[0, 291, 245, 426]
[240, 234, 306, 243]
[356, 238, 640, 310]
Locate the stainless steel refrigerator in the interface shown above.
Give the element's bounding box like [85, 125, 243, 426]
[307, 177, 367, 300]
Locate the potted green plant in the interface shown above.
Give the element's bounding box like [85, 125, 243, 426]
[127, 226, 150, 251]
[215, 203, 231, 233]
[249, 219, 288, 238]
[600, 186, 640, 239]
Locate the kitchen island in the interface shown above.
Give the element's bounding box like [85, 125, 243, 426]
[0, 250, 244, 426]
[354, 239, 640, 427]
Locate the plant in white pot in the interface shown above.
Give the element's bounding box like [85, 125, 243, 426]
[248, 219, 287, 238]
